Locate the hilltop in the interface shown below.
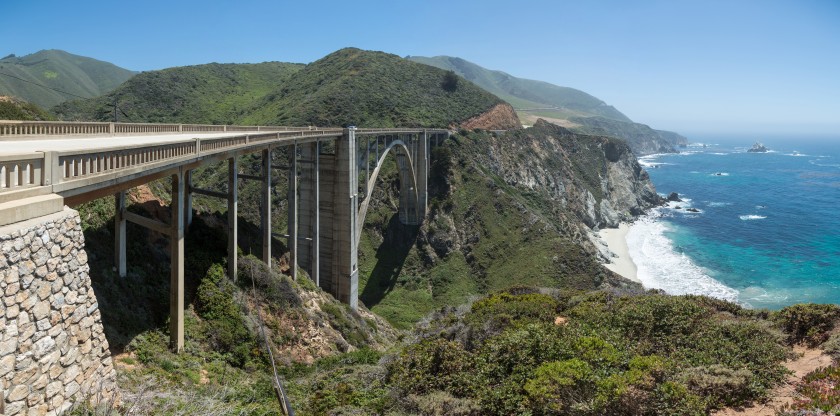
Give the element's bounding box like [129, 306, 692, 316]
[56, 48, 518, 130]
[0, 50, 135, 108]
[409, 55, 687, 154]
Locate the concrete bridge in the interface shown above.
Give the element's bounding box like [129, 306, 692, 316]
[0, 120, 448, 352]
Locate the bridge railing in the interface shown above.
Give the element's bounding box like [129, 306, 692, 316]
[0, 128, 344, 195]
[0, 120, 340, 137]
[0, 153, 45, 191]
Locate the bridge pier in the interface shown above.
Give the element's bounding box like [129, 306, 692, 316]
[331, 128, 358, 309]
[170, 168, 185, 352]
[261, 149, 272, 267]
[287, 144, 298, 281]
[227, 158, 238, 282]
[114, 191, 126, 277]
[297, 141, 320, 286]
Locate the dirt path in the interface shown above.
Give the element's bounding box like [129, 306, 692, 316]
[714, 346, 832, 416]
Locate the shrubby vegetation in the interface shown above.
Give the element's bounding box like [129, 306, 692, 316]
[379, 288, 790, 415]
[0, 96, 55, 120]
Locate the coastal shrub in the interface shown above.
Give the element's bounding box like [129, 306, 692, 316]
[388, 338, 477, 397]
[682, 294, 745, 316]
[676, 365, 753, 407]
[477, 323, 572, 381]
[774, 303, 840, 346]
[652, 381, 707, 416]
[405, 391, 481, 416]
[681, 319, 789, 402]
[195, 263, 258, 367]
[821, 332, 840, 360]
[780, 364, 840, 414]
[524, 359, 596, 413]
[468, 291, 559, 326]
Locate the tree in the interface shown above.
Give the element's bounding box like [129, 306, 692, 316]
[442, 70, 459, 92]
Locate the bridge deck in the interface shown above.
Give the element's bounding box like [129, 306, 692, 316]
[0, 131, 269, 153]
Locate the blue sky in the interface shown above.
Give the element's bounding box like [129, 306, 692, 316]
[2, 0, 838, 136]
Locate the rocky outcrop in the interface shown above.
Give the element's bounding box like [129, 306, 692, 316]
[569, 116, 678, 156]
[479, 119, 661, 229]
[0, 208, 117, 415]
[459, 103, 521, 130]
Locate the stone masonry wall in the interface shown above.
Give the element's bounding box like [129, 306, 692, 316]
[1, 208, 117, 415]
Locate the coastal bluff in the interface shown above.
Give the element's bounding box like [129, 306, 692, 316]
[1, 208, 117, 415]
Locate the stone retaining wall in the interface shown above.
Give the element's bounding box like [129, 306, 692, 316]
[1, 208, 117, 415]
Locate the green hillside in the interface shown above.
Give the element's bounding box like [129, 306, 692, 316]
[58, 48, 510, 129]
[0, 50, 135, 108]
[55, 61, 304, 124]
[0, 96, 54, 121]
[241, 48, 507, 128]
[408, 55, 690, 155]
[409, 55, 631, 122]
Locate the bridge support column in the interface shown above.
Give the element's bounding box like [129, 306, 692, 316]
[261, 149, 272, 267]
[170, 168, 185, 352]
[297, 141, 320, 285]
[288, 143, 298, 280]
[415, 130, 429, 222]
[228, 158, 238, 281]
[184, 169, 193, 228]
[331, 128, 358, 309]
[114, 190, 126, 277]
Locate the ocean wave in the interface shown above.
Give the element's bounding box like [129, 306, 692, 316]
[707, 201, 732, 207]
[710, 172, 730, 176]
[709, 152, 728, 155]
[810, 160, 840, 168]
[739, 214, 767, 220]
[626, 215, 740, 303]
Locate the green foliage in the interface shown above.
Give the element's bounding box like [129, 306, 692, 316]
[56, 61, 301, 124]
[441, 70, 459, 92]
[677, 365, 753, 407]
[387, 290, 792, 415]
[466, 291, 559, 332]
[195, 263, 259, 367]
[407, 55, 631, 122]
[388, 338, 477, 397]
[0, 97, 55, 120]
[782, 364, 840, 414]
[58, 48, 505, 129]
[652, 381, 706, 416]
[0, 49, 134, 109]
[774, 303, 840, 346]
[524, 359, 595, 413]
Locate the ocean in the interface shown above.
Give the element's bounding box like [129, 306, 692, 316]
[628, 135, 840, 309]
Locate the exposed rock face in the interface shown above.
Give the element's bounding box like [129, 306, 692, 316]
[459, 103, 521, 130]
[667, 192, 681, 202]
[480, 119, 661, 229]
[569, 116, 679, 156]
[0, 208, 117, 415]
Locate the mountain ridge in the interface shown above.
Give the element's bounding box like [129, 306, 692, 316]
[409, 54, 688, 154]
[56, 48, 517, 130]
[0, 49, 136, 108]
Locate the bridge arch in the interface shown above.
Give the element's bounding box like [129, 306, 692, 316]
[356, 138, 420, 244]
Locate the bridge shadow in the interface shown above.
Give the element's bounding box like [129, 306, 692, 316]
[360, 213, 420, 308]
[83, 198, 244, 352]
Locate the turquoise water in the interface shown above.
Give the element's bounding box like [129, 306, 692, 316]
[627, 136, 840, 309]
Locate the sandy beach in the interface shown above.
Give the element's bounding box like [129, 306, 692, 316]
[599, 223, 640, 283]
